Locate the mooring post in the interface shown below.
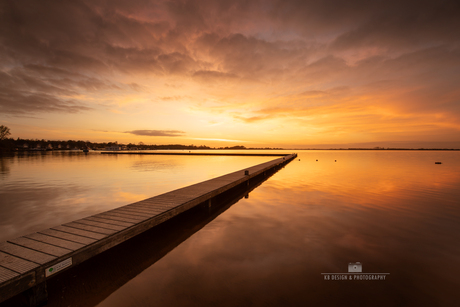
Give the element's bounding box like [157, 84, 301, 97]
[24, 282, 48, 307]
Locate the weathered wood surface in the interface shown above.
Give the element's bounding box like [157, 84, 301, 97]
[0, 153, 296, 303]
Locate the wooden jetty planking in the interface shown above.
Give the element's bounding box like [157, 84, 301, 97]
[24, 233, 85, 251]
[0, 242, 56, 265]
[7, 237, 71, 257]
[38, 229, 97, 245]
[0, 153, 297, 304]
[74, 219, 127, 232]
[119, 205, 166, 215]
[109, 210, 156, 220]
[0, 266, 19, 284]
[94, 213, 144, 224]
[51, 225, 107, 240]
[63, 222, 117, 235]
[99, 211, 147, 222]
[110, 207, 157, 217]
[0, 251, 38, 274]
[101, 152, 288, 157]
[127, 204, 174, 213]
[85, 216, 135, 228]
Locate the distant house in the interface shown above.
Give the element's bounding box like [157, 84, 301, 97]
[23, 143, 29, 149]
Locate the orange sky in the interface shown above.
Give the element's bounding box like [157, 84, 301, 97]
[1, 0, 459, 148]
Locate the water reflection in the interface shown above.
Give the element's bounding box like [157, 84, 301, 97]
[0, 152, 273, 243]
[0, 156, 10, 177]
[94, 151, 460, 307]
[0, 169, 274, 307]
[1, 151, 459, 306]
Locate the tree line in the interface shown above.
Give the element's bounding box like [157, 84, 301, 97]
[1, 125, 280, 153]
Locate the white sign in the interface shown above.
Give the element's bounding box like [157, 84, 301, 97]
[45, 257, 72, 277]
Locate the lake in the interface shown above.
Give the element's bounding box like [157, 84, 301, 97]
[1, 150, 459, 306]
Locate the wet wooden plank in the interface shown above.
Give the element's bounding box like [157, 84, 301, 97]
[107, 209, 152, 219]
[25, 233, 85, 251]
[85, 216, 134, 228]
[0, 242, 55, 265]
[99, 212, 146, 222]
[51, 225, 107, 240]
[0, 251, 38, 274]
[63, 222, 116, 235]
[125, 204, 170, 214]
[38, 229, 97, 245]
[111, 208, 156, 218]
[7, 237, 71, 257]
[75, 219, 127, 232]
[120, 205, 165, 215]
[94, 213, 142, 224]
[0, 266, 19, 283]
[130, 202, 174, 210]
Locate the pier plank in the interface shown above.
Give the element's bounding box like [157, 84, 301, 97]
[7, 237, 71, 257]
[121, 205, 165, 215]
[25, 233, 85, 251]
[0, 251, 38, 274]
[63, 222, 117, 235]
[85, 216, 134, 228]
[111, 208, 156, 218]
[51, 225, 107, 240]
[0, 242, 55, 265]
[94, 213, 143, 224]
[38, 229, 97, 245]
[0, 266, 19, 283]
[131, 201, 175, 209]
[109, 211, 155, 220]
[100, 212, 146, 222]
[75, 219, 127, 232]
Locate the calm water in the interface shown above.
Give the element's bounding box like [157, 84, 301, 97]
[1, 150, 459, 306]
[0, 151, 275, 243]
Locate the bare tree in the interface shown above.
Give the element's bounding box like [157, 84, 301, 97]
[0, 125, 11, 141]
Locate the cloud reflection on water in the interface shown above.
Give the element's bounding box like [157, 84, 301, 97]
[96, 151, 460, 307]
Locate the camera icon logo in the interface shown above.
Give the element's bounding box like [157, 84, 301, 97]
[348, 262, 362, 272]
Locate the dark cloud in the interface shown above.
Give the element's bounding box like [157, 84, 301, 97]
[0, 69, 92, 115]
[1, 0, 459, 126]
[125, 130, 186, 137]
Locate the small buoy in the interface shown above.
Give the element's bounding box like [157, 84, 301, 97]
[435, 162, 442, 164]
[335, 160, 337, 162]
[316, 159, 318, 161]
[298, 159, 300, 161]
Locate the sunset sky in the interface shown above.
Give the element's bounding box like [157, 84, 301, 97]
[1, 0, 459, 148]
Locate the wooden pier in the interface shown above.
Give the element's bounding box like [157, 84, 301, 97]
[100, 152, 288, 156]
[0, 154, 296, 306]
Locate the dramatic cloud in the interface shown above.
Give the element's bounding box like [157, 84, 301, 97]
[125, 130, 186, 137]
[0, 0, 459, 146]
